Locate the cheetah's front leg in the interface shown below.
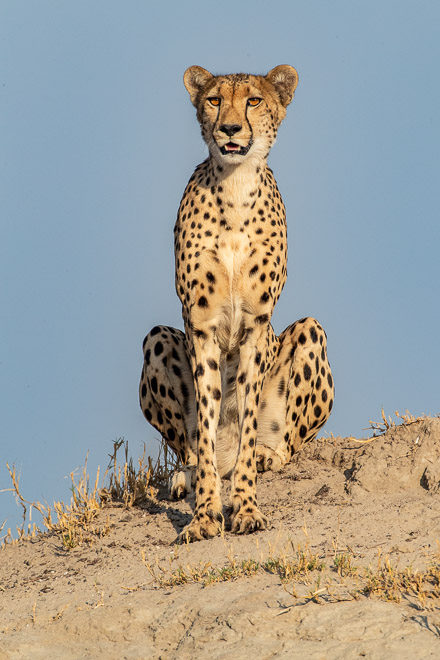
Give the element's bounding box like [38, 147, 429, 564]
[230, 323, 269, 534]
[177, 325, 223, 542]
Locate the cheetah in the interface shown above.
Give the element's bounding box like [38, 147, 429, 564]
[139, 65, 334, 541]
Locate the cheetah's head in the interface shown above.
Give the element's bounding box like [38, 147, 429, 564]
[183, 65, 298, 165]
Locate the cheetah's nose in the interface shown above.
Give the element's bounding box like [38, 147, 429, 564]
[219, 124, 242, 137]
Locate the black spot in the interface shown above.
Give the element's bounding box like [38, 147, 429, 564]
[195, 364, 205, 377]
[271, 421, 280, 432]
[159, 384, 166, 397]
[154, 341, 164, 356]
[157, 411, 163, 425]
[298, 333, 306, 345]
[296, 395, 302, 407]
[206, 271, 216, 283]
[150, 326, 161, 336]
[299, 425, 307, 439]
[329, 399, 333, 411]
[255, 352, 262, 365]
[255, 314, 269, 324]
[314, 405, 322, 418]
[327, 373, 333, 388]
[278, 377, 285, 396]
[238, 372, 246, 384]
[310, 326, 318, 343]
[260, 292, 270, 303]
[213, 388, 221, 400]
[141, 384, 147, 399]
[249, 264, 259, 276]
[150, 377, 158, 394]
[303, 363, 312, 381]
[172, 364, 182, 378]
[144, 349, 151, 365]
[198, 296, 208, 308]
[145, 409, 152, 421]
[322, 389, 328, 403]
[201, 395, 208, 407]
[207, 359, 218, 370]
[165, 408, 173, 419]
[294, 373, 301, 387]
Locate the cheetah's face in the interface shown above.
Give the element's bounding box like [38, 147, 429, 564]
[184, 66, 298, 165]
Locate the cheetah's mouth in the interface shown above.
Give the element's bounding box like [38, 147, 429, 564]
[219, 140, 252, 156]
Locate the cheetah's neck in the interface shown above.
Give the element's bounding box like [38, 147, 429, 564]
[208, 154, 267, 208]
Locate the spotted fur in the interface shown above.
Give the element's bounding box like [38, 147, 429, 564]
[139, 65, 334, 541]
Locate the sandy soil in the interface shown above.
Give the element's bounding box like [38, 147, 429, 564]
[1, 417, 440, 659]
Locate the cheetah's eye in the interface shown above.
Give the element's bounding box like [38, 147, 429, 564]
[208, 97, 221, 107]
[247, 98, 262, 107]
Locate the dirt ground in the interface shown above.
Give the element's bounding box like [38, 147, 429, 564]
[1, 417, 440, 659]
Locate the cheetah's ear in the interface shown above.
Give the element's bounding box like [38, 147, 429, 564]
[265, 65, 299, 107]
[184, 66, 214, 106]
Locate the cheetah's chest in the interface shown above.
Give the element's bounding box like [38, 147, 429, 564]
[217, 230, 250, 286]
[212, 230, 255, 353]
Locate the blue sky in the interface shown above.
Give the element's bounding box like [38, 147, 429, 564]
[1, 0, 439, 534]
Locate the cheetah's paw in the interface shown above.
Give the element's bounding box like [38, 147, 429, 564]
[170, 466, 196, 500]
[177, 509, 223, 543]
[256, 445, 286, 473]
[230, 505, 268, 535]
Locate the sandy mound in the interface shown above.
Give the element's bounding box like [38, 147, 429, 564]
[1, 418, 440, 659]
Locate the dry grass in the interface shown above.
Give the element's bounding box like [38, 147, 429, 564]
[362, 548, 440, 608]
[1, 437, 178, 550]
[2, 459, 110, 550]
[142, 541, 326, 589]
[100, 438, 178, 507]
[142, 540, 440, 610]
[365, 408, 427, 438]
